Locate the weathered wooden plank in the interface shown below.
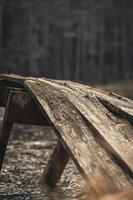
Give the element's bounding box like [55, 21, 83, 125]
[40, 79, 133, 175]
[97, 97, 133, 125]
[0, 74, 26, 84]
[0, 74, 34, 85]
[0, 74, 133, 186]
[0, 74, 132, 123]
[40, 140, 69, 188]
[72, 81, 133, 124]
[25, 79, 133, 188]
[53, 80, 133, 124]
[0, 73, 132, 110]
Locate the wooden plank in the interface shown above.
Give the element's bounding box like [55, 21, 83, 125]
[97, 97, 133, 125]
[1, 74, 132, 123]
[40, 140, 69, 188]
[0, 74, 26, 84]
[0, 74, 33, 85]
[0, 74, 132, 118]
[25, 79, 133, 188]
[0, 74, 133, 184]
[40, 79, 133, 175]
[47, 79, 133, 124]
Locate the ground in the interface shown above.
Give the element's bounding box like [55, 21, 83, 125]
[0, 108, 82, 200]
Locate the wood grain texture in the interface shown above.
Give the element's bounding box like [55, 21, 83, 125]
[0, 74, 26, 83]
[41, 79, 133, 174]
[0, 74, 133, 188]
[25, 79, 133, 188]
[41, 140, 69, 188]
[52, 80, 133, 124]
[0, 74, 132, 121]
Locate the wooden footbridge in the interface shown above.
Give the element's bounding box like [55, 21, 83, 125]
[0, 74, 133, 189]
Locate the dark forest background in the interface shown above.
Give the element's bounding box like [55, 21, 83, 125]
[0, 0, 133, 85]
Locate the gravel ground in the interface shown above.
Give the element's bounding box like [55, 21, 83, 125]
[0, 108, 83, 200]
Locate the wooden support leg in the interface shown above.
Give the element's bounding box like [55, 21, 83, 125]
[0, 86, 69, 186]
[0, 91, 14, 171]
[6, 90, 49, 126]
[0, 89, 49, 171]
[0, 121, 13, 171]
[0, 79, 24, 107]
[40, 140, 69, 188]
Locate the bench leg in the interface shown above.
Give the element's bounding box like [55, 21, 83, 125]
[40, 140, 69, 188]
[0, 89, 49, 172]
[0, 91, 14, 171]
[0, 121, 13, 171]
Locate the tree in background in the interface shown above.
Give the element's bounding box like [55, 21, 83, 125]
[0, 0, 133, 84]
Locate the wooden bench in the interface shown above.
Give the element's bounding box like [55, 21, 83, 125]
[0, 74, 133, 189]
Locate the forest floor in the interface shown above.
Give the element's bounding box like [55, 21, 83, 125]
[0, 82, 132, 200]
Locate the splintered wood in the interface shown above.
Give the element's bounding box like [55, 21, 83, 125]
[0, 74, 133, 189]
